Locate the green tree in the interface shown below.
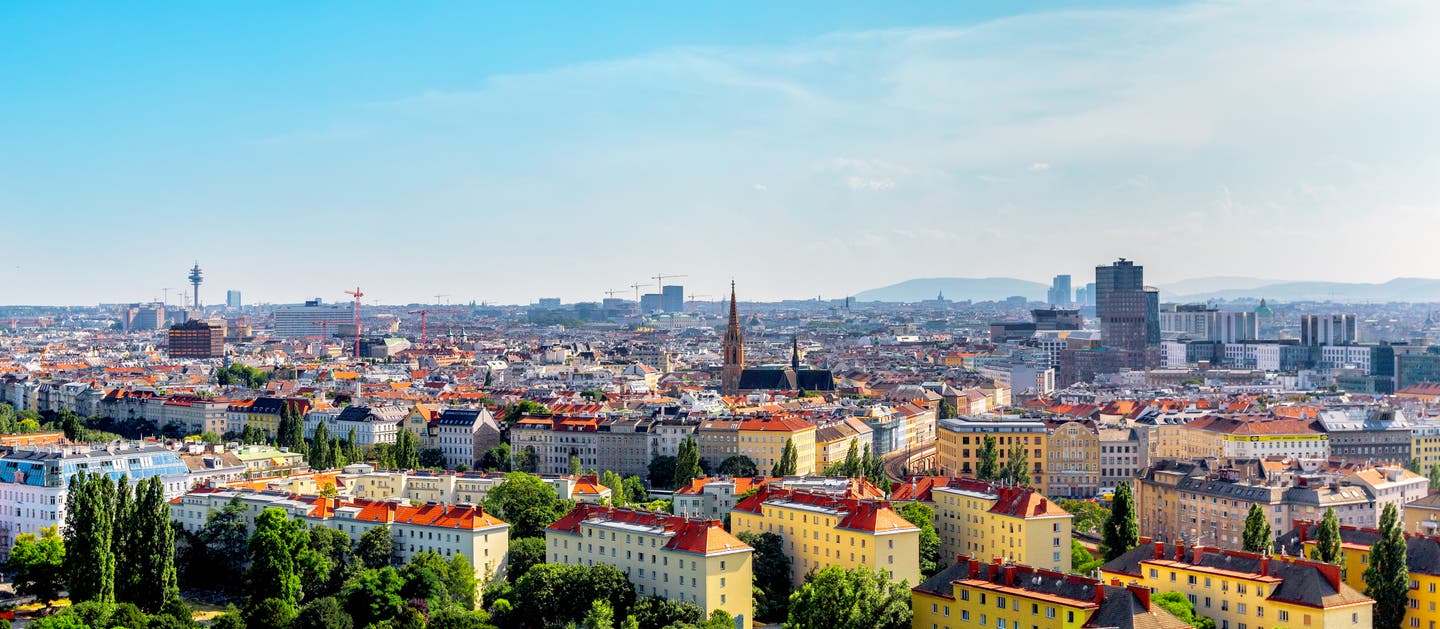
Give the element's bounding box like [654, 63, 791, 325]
[1001, 444, 1030, 486]
[245, 597, 299, 629]
[511, 563, 636, 629]
[1102, 482, 1139, 561]
[1409, 458, 1422, 473]
[1430, 464, 1440, 492]
[717, 455, 758, 477]
[112, 476, 137, 603]
[343, 567, 405, 627]
[898, 502, 941, 576]
[507, 537, 547, 582]
[310, 420, 334, 470]
[1241, 503, 1273, 555]
[429, 607, 496, 629]
[62, 412, 84, 441]
[479, 444, 511, 472]
[647, 455, 677, 489]
[356, 526, 396, 569]
[484, 472, 572, 539]
[6, 525, 66, 607]
[1312, 507, 1342, 564]
[569, 454, 583, 476]
[584, 599, 614, 629]
[839, 439, 861, 477]
[975, 435, 999, 481]
[736, 531, 791, 620]
[786, 566, 911, 629]
[132, 476, 179, 612]
[1152, 591, 1216, 629]
[622, 476, 647, 505]
[308, 525, 360, 598]
[294, 596, 354, 629]
[198, 497, 250, 591]
[1058, 499, 1110, 535]
[772, 439, 798, 477]
[600, 470, 627, 505]
[64, 471, 116, 604]
[247, 508, 304, 608]
[1071, 540, 1103, 575]
[1364, 503, 1410, 629]
[445, 553, 478, 611]
[673, 438, 703, 489]
[629, 595, 704, 629]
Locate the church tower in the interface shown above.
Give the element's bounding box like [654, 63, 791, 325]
[721, 281, 745, 395]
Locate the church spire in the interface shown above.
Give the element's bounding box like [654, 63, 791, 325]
[791, 335, 800, 370]
[721, 281, 745, 395]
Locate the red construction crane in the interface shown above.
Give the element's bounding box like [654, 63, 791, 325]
[407, 308, 459, 346]
[343, 286, 364, 357]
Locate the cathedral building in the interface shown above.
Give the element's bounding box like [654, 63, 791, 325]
[720, 283, 835, 396]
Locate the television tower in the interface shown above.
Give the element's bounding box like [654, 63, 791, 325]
[187, 262, 203, 308]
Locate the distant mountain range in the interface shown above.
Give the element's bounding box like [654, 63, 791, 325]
[853, 278, 1048, 302]
[854, 276, 1440, 303]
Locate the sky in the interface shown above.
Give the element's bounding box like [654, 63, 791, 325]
[2, 1, 1438, 306]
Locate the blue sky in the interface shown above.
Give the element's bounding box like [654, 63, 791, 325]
[3, 1, 1437, 306]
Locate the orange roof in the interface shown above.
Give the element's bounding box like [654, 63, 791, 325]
[733, 486, 917, 534]
[673, 476, 768, 496]
[547, 503, 750, 555]
[738, 415, 814, 433]
[890, 477, 1068, 518]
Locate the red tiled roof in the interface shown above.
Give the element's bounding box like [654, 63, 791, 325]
[547, 503, 750, 555]
[890, 477, 1068, 518]
[733, 486, 917, 534]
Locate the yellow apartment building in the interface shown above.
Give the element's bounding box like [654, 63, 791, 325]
[913, 556, 1191, 629]
[738, 415, 817, 476]
[1281, 521, 1440, 629]
[730, 485, 921, 585]
[1044, 419, 1100, 499]
[1101, 541, 1373, 629]
[891, 477, 1072, 572]
[545, 503, 753, 623]
[936, 417, 1048, 492]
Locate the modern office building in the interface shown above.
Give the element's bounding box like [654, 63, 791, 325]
[1047, 274, 1072, 307]
[167, 319, 224, 358]
[1301, 314, 1359, 346]
[661, 285, 684, 312]
[1095, 259, 1155, 369]
[134, 304, 167, 330]
[639, 293, 662, 314]
[226, 290, 242, 309]
[1159, 305, 1259, 343]
[274, 299, 351, 338]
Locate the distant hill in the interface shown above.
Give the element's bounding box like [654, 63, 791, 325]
[853, 277, 1047, 303]
[1172, 278, 1440, 303]
[1156, 276, 1279, 297]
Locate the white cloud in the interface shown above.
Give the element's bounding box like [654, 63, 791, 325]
[847, 176, 896, 192]
[753, 183, 768, 192]
[1029, 162, 1051, 172]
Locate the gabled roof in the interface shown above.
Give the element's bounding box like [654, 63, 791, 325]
[546, 503, 751, 556]
[732, 486, 917, 534]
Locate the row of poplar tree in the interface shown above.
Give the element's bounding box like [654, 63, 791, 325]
[64, 471, 179, 612]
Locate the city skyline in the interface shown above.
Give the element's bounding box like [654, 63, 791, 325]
[3, 0, 1437, 306]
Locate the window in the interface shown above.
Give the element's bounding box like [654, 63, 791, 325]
[1278, 611, 1289, 622]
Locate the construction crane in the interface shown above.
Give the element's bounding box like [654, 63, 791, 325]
[604, 289, 623, 299]
[408, 308, 458, 346]
[629, 282, 648, 303]
[687, 294, 714, 313]
[343, 286, 364, 358]
[434, 294, 450, 305]
[653, 273, 687, 296]
[160, 288, 174, 307]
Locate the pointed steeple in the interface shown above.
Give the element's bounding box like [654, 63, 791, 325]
[721, 281, 745, 395]
[791, 335, 800, 370]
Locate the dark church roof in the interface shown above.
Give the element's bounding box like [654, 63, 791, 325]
[736, 367, 835, 392]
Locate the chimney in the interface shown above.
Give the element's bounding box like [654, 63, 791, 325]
[1005, 565, 1017, 586]
[1296, 520, 1309, 543]
[1317, 561, 1342, 591]
[1260, 555, 1270, 577]
[1154, 541, 1165, 560]
[1127, 584, 1152, 610]
[1193, 545, 1205, 565]
[1093, 583, 1106, 604]
[1175, 542, 1186, 562]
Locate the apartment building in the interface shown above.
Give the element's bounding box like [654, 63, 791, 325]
[1317, 407, 1413, 463]
[936, 417, 1048, 491]
[511, 414, 601, 475]
[814, 417, 873, 471]
[1179, 415, 1329, 461]
[0, 443, 191, 558]
[545, 503, 753, 622]
[914, 557, 1189, 629]
[1044, 420, 1099, 499]
[673, 476, 883, 522]
[224, 397, 311, 437]
[175, 488, 510, 581]
[332, 405, 407, 446]
[1102, 541, 1373, 629]
[344, 470, 609, 505]
[1099, 427, 1142, 490]
[730, 486, 920, 585]
[1281, 521, 1440, 629]
[434, 408, 501, 469]
[738, 416, 817, 476]
[891, 477, 1072, 573]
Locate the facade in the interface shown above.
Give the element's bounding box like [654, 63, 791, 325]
[892, 477, 1073, 573]
[1098, 427, 1141, 490]
[1095, 259, 1154, 370]
[0, 443, 190, 557]
[1397, 350, 1440, 390]
[1316, 407, 1412, 463]
[936, 417, 1048, 491]
[332, 405, 407, 446]
[434, 408, 501, 469]
[344, 470, 609, 505]
[1301, 314, 1359, 346]
[1159, 305, 1259, 344]
[913, 557, 1189, 629]
[1281, 523, 1440, 629]
[511, 414, 600, 476]
[1102, 542, 1373, 629]
[814, 417, 873, 471]
[225, 397, 309, 437]
[1044, 420, 1100, 499]
[176, 488, 510, 581]
[730, 486, 921, 586]
[167, 319, 224, 358]
[736, 416, 818, 476]
[545, 503, 752, 622]
[1178, 415, 1329, 461]
[274, 299, 351, 338]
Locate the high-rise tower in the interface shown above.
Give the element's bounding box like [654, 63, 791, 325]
[721, 281, 745, 395]
[1094, 258, 1156, 370]
[188, 262, 203, 308]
